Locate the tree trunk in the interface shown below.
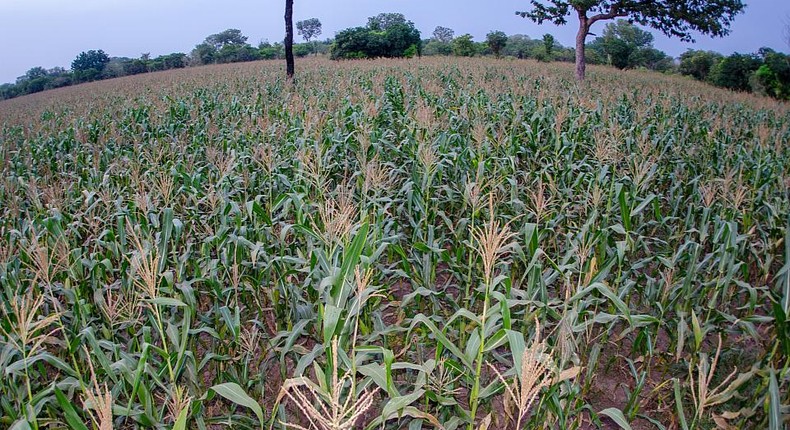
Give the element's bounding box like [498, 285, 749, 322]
[575, 10, 589, 81]
[284, 0, 294, 79]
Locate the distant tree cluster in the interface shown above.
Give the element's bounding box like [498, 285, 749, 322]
[0, 25, 328, 101]
[0, 49, 187, 100]
[189, 28, 325, 65]
[330, 13, 422, 59]
[679, 48, 790, 99]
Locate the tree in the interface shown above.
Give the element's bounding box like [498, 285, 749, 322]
[297, 18, 322, 42]
[192, 29, 253, 65]
[285, 0, 294, 79]
[297, 18, 322, 55]
[678, 50, 723, 81]
[423, 39, 453, 56]
[191, 43, 217, 65]
[486, 31, 508, 58]
[24, 67, 48, 80]
[367, 13, 407, 31]
[517, 0, 745, 81]
[331, 27, 379, 59]
[751, 49, 790, 99]
[205, 29, 248, 49]
[542, 33, 556, 58]
[331, 15, 421, 60]
[384, 22, 422, 57]
[216, 44, 260, 63]
[71, 50, 110, 82]
[453, 34, 477, 57]
[433, 26, 455, 43]
[590, 20, 655, 69]
[707, 53, 761, 91]
[503, 34, 539, 59]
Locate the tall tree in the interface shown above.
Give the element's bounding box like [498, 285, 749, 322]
[71, 50, 110, 82]
[433, 26, 455, 43]
[205, 29, 248, 49]
[486, 31, 508, 58]
[296, 18, 322, 42]
[297, 18, 322, 55]
[591, 20, 654, 69]
[678, 50, 723, 81]
[517, 0, 745, 81]
[330, 15, 421, 60]
[367, 13, 407, 31]
[285, 0, 294, 79]
[453, 34, 477, 57]
[542, 33, 555, 58]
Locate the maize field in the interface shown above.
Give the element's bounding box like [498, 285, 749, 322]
[0, 58, 789, 430]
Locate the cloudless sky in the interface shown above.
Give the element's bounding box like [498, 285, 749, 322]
[1, 0, 789, 84]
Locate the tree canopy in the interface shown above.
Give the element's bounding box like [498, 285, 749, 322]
[367, 13, 408, 31]
[296, 18, 322, 42]
[486, 31, 508, 58]
[453, 34, 477, 57]
[589, 20, 671, 70]
[205, 29, 248, 50]
[679, 50, 723, 81]
[71, 50, 110, 82]
[331, 14, 421, 60]
[432, 26, 455, 43]
[517, 0, 745, 80]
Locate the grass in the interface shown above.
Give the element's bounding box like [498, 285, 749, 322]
[0, 57, 788, 430]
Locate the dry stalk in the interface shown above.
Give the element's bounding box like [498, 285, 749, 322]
[277, 338, 377, 430]
[470, 195, 517, 284]
[689, 334, 739, 421]
[83, 348, 114, 430]
[488, 319, 579, 429]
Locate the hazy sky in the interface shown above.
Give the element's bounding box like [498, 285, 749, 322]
[1, 0, 789, 84]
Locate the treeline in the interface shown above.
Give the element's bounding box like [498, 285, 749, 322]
[0, 27, 326, 101]
[2, 15, 789, 101]
[0, 51, 189, 100]
[678, 48, 790, 99]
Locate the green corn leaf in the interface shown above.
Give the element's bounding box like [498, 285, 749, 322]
[54, 387, 89, 430]
[210, 383, 264, 425]
[599, 408, 633, 430]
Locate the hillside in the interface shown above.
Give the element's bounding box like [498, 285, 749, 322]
[0, 57, 788, 430]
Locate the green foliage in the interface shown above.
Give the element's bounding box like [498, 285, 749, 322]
[589, 20, 671, 71]
[751, 49, 790, 100]
[147, 53, 187, 71]
[708, 52, 762, 91]
[453, 34, 477, 57]
[191, 43, 217, 65]
[422, 39, 453, 56]
[486, 31, 508, 58]
[296, 18, 322, 42]
[503, 34, 539, 59]
[679, 50, 724, 81]
[543, 33, 556, 58]
[518, 0, 745, 41]
[191, 29, 258, 65]
[432, 26, 455, 43]
[331, 14, 421, 60]
[367, 13, 407, 31]
[205, 28, 248, 49]
[71, 49, 110, 82]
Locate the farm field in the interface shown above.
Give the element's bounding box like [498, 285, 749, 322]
[0, 57, 789, 430]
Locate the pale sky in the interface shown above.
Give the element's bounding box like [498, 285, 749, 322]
[1, 0, 789, 84]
